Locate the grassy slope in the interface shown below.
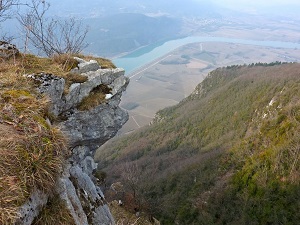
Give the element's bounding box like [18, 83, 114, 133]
[0, 54, 70, 224]
[96, 63, 300, 224]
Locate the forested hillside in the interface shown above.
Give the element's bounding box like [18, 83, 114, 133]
[85, 13, 182, 57]
[96, 62, 300, 224]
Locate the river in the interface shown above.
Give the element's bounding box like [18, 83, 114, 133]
[113, 36, 300, 74]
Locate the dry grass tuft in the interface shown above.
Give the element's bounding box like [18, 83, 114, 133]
[0, 126, 27, 224]
[95, 57, 116, 69]
[32, 195, 76, 225]
[0, 123, 68, 223]
[75, 54, 116, 69]
[78, 84, 112, 111]
[52, 54, 79, 71]
[15, 128, 67, 191]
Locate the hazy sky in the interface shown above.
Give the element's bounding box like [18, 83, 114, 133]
[212, 0, 300, 5]
[29, 0, 300, 18]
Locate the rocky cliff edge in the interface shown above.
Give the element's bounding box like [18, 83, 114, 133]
[15, 57, 129, 225]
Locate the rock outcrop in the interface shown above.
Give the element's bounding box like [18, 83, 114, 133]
[71, 57, 101, 74]
[16, 58, 129, 225]
[0, 41, 19, 59]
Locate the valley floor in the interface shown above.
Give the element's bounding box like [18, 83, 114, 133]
[118, 42, 300, 135]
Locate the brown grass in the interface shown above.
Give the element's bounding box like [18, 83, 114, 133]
[0, 55, 70, 223]
[110, 200, 155, 225]
[32, 195, 76, 225]
[0, 123, 68, 223]
[78, 84, 112, 111]
[0, 125, 27, 224]
[52, 54, 79, 71]
[0, 53, 115, 91]
[75, 54, 116, 69]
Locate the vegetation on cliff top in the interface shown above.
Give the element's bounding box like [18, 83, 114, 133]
[96, 62, 300, 224]
[0, 52, 115, 223]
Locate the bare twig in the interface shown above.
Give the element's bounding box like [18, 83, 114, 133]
[0, 0, 19, 22]
[17, 0, 89, 57]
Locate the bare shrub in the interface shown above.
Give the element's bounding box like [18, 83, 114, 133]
[0, 0, 19, 22]
[18, 0, 89, 56]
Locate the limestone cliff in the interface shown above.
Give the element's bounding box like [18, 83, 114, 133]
[15, 58, 129, 225]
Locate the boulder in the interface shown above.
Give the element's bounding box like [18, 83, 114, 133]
[0, 41, 19, 59]
[71, 57, 101, 74]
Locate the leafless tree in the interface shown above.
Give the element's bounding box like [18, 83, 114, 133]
[119, 161, 159, 219]
[17, 0, 89, 56]
[121, 162, 141, 199]
[0, 0, 20, 42]
[0, 0, 19, 22]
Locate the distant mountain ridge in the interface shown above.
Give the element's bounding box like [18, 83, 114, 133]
[84, 13, 182, 57]
[49, 0, 218, 18]
[96, 62, 300, 224]
[48, 0, 221, 57]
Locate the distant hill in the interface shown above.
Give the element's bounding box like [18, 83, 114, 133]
[48, 0, 221, 57]
[84, 13, 182, 57]
[96, 62, 300, 224]
[49, 0, 219, 18]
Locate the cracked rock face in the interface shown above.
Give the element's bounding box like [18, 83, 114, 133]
[61, 98, 128, 151]
[17, 57, 129, 225]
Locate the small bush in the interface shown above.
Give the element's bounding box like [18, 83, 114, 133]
[94, 170, 107, 184]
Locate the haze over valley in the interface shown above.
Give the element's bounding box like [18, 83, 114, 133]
[118, 42, 300, 134]
[4, 1, 300, 59]
[87, 1, 299, 59]
[1, 0, 300, 224]
[46, 0, 300, 135]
